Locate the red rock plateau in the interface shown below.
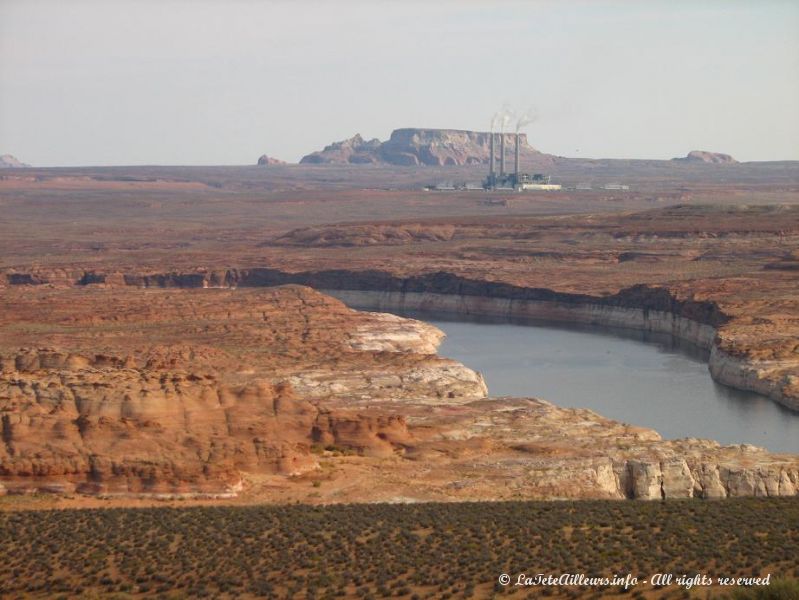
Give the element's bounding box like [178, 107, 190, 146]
[1, 162, 798, 506]
[299, 128, 554, 167]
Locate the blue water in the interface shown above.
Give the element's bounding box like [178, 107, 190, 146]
[406, 313, 799, 455]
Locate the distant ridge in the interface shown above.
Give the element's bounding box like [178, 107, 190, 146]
[673, 150, 737, 164]
[299, 128, 555, 167]
[257, 154, 287, 166]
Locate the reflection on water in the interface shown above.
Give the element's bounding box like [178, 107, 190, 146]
[399, 311, 799, 455]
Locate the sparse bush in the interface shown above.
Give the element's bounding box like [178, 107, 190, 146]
[0, 499, 796, 598]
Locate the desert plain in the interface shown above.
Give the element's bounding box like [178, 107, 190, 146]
[1, 155, 799, 508]
[1, 152, 799, 600]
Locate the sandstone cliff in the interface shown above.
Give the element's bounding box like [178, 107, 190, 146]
[300, 134, 383, 165]
[4, 265, 798, 412]
[0, 286, 485, 497]
[379, 128, 551, 167]
[299, 128, 554, 167]
[382, 398, 799, 502]
[0, 357, 317, 495]
[0, 284, 796, 502]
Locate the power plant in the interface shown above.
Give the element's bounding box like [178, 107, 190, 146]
[484, 132, 561, 191]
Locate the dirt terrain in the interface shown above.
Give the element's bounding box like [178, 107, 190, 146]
[1, 162, 798, 505]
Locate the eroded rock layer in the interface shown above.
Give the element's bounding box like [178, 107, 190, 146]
[0, 285, 797, 502]
[1, 172, 798, 505]
[299, 129, 553, 167]
[310, 397, 798, 503]
[7, 263, 794, 411]
[0, 286, 484, 497]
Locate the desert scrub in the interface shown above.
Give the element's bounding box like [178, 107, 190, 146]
[0, 498, 797, 599]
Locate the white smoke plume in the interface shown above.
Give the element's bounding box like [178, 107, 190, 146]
[490, 112, 500, 133]
[490, 104, 537, 134]
[499, 103, 514, 134]
[490, 104, 536, 133]
[515, 105, 538, 132]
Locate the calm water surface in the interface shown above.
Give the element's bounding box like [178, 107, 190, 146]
[399, 312, 799, 454]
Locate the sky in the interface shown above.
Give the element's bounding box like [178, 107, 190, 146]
[1, 0, 798, 166]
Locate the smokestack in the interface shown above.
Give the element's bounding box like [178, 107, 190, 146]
[489, 133, 495, 179]
[500, 133, 505, 176]
[514, 133, 520, 182]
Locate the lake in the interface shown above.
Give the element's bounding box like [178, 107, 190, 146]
[403, 312, 799, 454]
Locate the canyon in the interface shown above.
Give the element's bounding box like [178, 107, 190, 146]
[1, 285, 796, 503]
[1, 162, 798, 506]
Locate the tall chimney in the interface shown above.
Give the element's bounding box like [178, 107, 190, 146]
[514, 133, 520, 183]
[500, 133, 506, 176]
[489, 133, 495, 181]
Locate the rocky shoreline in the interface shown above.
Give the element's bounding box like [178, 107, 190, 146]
[4, 266, 795, 412]
[0, 283, 797, 502]
[321, 289, 799, 411]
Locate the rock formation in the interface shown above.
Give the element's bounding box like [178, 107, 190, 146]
[673, 150, 738, 164]
[376, 398, 799, 502]
[5, 254, 799, 413]
[300, 134, 383, 165]
[0, 283, 797, 503]
[256, 154, 287, 166]
[380, 128, 550, 167]
[0, 358, 317, 495]
[0, 154, 29, 168]
[299, 128, 554, 166]
[2, 173, 798, 505]
[0, 286, 485, 497]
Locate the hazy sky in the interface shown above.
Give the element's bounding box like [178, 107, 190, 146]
[1, 0, 798, 166]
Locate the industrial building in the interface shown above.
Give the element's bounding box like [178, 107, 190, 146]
[483, 132, 561, 191]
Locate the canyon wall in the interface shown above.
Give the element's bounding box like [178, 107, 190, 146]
[1, 281, 797, 501]
[321, 290, 718, 348]
[3, 266, 797, 412]
[0, 287, 486, 497]
[312, 287, 797, 412]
